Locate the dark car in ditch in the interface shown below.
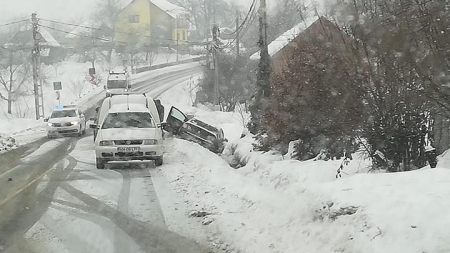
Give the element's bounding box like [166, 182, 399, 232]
[163, 106, 226, 153]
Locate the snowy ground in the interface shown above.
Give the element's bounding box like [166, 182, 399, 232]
[0, 59, 202, 152]
[3, 58, 450, 252]
[156, 76, 450, 253]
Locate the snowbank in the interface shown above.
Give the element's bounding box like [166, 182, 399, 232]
[0, 135, 16, 153]
[162, 135, 450, 253]
[156, 70, 450, 252]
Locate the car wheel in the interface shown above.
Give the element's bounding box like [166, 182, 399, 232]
[47, 134, 53, 139]
[96, 158, 105, 169]
[155, 156, 163, 166]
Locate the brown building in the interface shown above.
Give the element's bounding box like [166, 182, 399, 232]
[251, 16, 354, 76]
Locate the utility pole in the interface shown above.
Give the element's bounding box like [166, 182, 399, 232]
[176, 15, 179, 62]
[258, 0, 270, 97]
[31, 13, 44, 120]
[249, 0, 270, 134]
[212, 24, 220, 106]
[236, 10, 240, 57]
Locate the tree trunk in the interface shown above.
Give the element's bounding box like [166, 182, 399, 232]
[8, 64, 13, 114]
[7, 96, 12, 114]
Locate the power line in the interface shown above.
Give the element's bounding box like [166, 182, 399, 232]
[0, 19, 30, 28]
[40, 18, 101, 31]
[221, 0, 258, 36]
[40, 18, 203, 44]
[220, 0, 259, 50]
[40, 24, 208, 48]
[39, 24, 112, 42]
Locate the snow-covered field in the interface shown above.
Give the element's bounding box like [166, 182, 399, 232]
[157, 75, 450, 253]
[2, 56, 450, 252]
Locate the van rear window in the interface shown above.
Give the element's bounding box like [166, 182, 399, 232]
[102, 112, 155, 129]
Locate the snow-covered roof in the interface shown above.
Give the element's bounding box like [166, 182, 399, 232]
[122, 0, 188, 19]
[39, 28, 61, 47]
[7, 23, 61, 48]
[65, 21, 106, 39]
[250, 16, 319, 60]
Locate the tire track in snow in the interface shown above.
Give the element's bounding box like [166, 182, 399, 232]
[0, 145, 79, 252]
[114, 169, 132, 253]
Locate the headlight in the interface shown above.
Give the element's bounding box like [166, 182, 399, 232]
[143, 139, 158, 145]
[47, 123, 53, 127]
[99, 140, 114, 146]
[70, 121, 79, 126]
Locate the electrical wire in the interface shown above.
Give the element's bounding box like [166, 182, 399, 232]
[219, 0, 259, 50]
[221, 0, 258, 36]
[40, 18, 204, 44]
[0, 19, 30, 28]
[39, 24, 112, 42]
[39, 24, 207, 48]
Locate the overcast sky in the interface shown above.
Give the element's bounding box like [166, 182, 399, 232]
[0, 0, 96, 23]
[0, 0, 324, 25]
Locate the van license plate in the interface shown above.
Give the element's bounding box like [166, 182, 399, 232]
[117, 147, 140, 152]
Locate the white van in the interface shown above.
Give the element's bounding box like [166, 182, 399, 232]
[90, 93, 164, 169]
[105, 71, 131, 96]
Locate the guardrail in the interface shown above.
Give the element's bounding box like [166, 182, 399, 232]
[135, 56, 205, 74]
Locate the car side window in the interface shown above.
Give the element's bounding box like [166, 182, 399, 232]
[171, 108, 186, 122]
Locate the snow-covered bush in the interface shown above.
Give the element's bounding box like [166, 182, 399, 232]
[259, 41, 364, 160]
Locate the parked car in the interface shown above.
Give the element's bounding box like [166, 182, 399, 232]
[163, 106, 226, 153]
[90, 93, 164, 169]
[45, 105, 86, 138]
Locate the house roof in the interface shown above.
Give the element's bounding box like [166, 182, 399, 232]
[122, 0, 188, 19]
[6, 23, 61, 48]
[250, 16, 320, 60]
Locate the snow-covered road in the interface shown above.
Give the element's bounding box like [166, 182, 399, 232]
[0, 136, 210, 253]
[0, 63, 210, 253]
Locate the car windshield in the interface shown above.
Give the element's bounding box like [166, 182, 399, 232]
[107, 80, 127, 89]
[51, 110, 77, 118]
[102, 112, 155, 129]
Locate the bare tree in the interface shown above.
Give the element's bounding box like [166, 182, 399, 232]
[0, 50, 32, 114]
[69, 79, 88, 99]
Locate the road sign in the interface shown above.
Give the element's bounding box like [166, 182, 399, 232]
[53, 81, 62, 90]
[89, 68, 96, 74]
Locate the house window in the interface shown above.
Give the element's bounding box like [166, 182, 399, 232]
[129, 15, 140, 23]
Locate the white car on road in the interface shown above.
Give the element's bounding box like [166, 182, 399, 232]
[90, 94, 164, 169]
[45, 105, 86, 138]
[105, 71, 131, 97]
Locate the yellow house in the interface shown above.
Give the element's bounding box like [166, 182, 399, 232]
[115, 0, 189, 47]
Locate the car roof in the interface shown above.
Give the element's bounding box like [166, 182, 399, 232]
[109, 103, 150, 113]
[52, 107, 78, 112]
[108, 73, 127, 81]
[110, 94, 150, 105]
[187, 119, 219, 133]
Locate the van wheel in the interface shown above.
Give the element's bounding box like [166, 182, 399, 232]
[96, 158, 105, 169]
[155, 156, 163, 166]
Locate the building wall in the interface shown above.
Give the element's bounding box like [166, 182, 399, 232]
[115, 0, 152, 46]
[115, 0, 188, 47]
[271, 18, 354, 77]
